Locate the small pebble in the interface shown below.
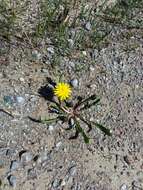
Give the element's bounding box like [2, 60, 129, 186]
[32, 50, 41, 60]
[68, 39, 74, 48]
[85, 22, 92, 31]
[82, 51, 87, 56]
[47, 47, 54, 54]
[90, 66, 95, 72]
[3, 96, 14, 105]
[15, 96, 25, 104]
[10, 160, 20, 171]
[55, 142, 62, 150]
[120, 184, 128, 190]
[19, 77, 25, 82]
[69, 118, 75, 128]
[69, 61, 75, 68]
[8, 175, 16, 187]
[20, 151, 33, 163]
[41, 68, 49, 73]
[48, 125, 54, 132]
[52, 178, 61, 188]
[68, 166, 77, 176]
[70, 79, 79, 88]
[61, 179, 66, 186]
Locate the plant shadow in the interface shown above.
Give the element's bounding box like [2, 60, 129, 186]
[38, 77, 56, 102]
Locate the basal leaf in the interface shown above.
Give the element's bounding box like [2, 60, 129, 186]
[75, 119, 90, 143]
[93, 122, 112, 136]
[80, 98, 100, 111]
[82, 131, 90, 143]
[40, 117, 59, 124]
[74, 94, 97, 109]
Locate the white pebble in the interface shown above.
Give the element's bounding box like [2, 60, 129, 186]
[120, 184, 128, 190]
[70, 79, 79, 88]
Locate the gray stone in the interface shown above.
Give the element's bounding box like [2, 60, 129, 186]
[32, 50, 41, 60]
[19, 77, 25, 82]
[69, 61, 75, 68]
[52, 178, 61, 188]
[90, 66, 95, 72]
[45, 60, 50, 65]
[10, 160, 20, 171]
[20, 152, 33, 163]
[68, 166, 77, 176]
[69, 118, 75, 128]
[68, 39, 74, 48]
[8, 175, 16, 187]
[47, 47, 55, 54]
[41, 68, 49, 73]
[120, 184, 128, 190]
[85, 22, 92, 31]
[61, 179, 66, 186]
[15, 96, 25, 104]
[70, 79, 79, 88]
[82, 51, 87, 56]
[3, 96, 14, 106]
[55, 142, 62, 150]
[48, 125, 54, 132]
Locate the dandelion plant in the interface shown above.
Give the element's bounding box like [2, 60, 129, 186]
[29, 79, 112, 143]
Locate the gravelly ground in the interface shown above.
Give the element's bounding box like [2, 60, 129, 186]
[0, 1, 143, 190]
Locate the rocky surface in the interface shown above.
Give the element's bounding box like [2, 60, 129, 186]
[0, 0, 143, 190]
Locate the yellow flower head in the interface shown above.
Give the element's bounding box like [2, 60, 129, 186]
[54, 82, 71, 101]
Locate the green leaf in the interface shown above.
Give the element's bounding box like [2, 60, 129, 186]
[74, 94, 97, 109]
[80, 94, 97, 104]
[75, 119, 90, 143]
[49, 106, 60, 114]
[40, 117, 59, 124]
[78, 115, 92, 129]
[82, 131, 90, 144]
[93, 122, 112, 136]
[49, 104, 64, 114]
[28, 116, 43, 123]
[73, 96, 83, 109]
[52, 102, 65, 113]
[80, 98, 100, 111]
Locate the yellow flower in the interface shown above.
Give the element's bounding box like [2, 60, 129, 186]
[54, 82, 71, 101]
